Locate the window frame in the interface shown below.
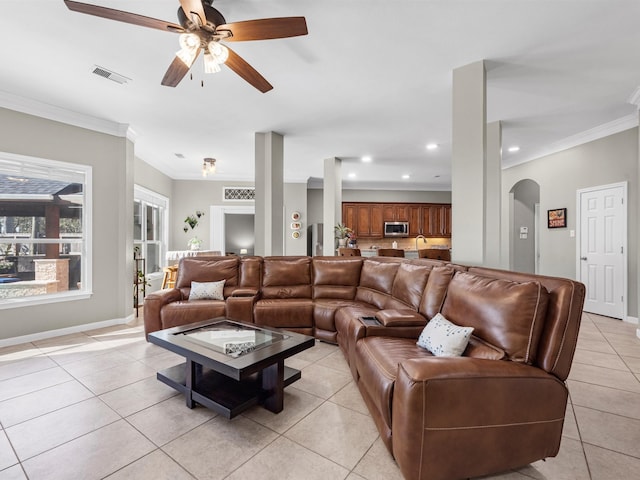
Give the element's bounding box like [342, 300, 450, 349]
[134, 185, 168, 275]
[0, 151, 92, 310]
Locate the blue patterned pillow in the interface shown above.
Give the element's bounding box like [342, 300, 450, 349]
[417, 313, 474, 357]
[188, 280, 225, 300]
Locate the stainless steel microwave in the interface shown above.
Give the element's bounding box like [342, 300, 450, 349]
[384, 221, 409, 237]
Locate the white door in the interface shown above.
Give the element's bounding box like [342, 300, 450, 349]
[578, 183, 626, 319]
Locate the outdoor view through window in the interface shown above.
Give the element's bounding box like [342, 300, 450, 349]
[0, 155, 88, 303]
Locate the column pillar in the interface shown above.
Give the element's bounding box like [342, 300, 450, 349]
[451, 60, 486, 265]
[485, 120, 502, 267]
[255, 132, 284, 256]
[323, 158, 342, 255]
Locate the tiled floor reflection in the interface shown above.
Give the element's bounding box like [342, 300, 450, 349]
[0, 311, 639, 479]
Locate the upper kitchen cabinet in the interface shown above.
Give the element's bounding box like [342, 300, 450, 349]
[382, 204, 410, 223]
[342, 203, 384, 238]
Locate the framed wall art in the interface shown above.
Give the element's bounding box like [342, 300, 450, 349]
[547, 208, 567, 228]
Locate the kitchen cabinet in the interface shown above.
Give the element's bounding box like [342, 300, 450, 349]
[356, 204, 383, 237]
[343, 202, 450, 238]
[382, 204, 410, 223]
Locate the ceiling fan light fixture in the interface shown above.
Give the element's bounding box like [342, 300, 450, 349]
[207, 41, 229, 64]
[204, 53, 222, 73]
[176, 33, 200, 67]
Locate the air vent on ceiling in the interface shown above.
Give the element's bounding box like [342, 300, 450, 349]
[91, 65, 131, 85]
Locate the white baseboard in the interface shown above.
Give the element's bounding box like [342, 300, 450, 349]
[0, 314, 134, 348]
[625, 316, 639, 325]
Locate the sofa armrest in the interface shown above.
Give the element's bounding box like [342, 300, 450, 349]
[392, 357, 568, 480]
[375, 309, 427, 327]
[226, 292, 259, 323]
[231, 288, 260, 297]
[143, 288, 182, 339]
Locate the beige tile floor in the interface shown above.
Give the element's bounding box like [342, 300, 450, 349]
[0, 311, 639, 479]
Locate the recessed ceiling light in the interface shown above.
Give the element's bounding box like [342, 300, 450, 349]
[426, 143, 438, 150]
[508, 146, 520, 153]
[402, 174, 410, 179]
[361, 156, 372, 163]
[348, 172, 356, 179]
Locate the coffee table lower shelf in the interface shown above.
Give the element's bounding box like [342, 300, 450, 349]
[157, 363, 302, 419]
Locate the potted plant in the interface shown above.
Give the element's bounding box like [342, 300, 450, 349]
[334, 224, 352, 247]
[188, 236, 203, 251]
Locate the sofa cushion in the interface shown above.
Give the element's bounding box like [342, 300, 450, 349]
[441, 271, 549, 364]
[176, 256, 239, 299]
[390, 262, 432, 310]
[416, 313, 473, 357]
[261, 256, 312, 299]
[355, 259, 400, 309]
[188, 280, 225, 300]
[312, 257, 363, 300]
[418, 265, 455, 320]
[253, 298, 314, 328]
[160, 300, 226, 329]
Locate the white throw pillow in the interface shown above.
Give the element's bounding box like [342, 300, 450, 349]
[417, 313, 474, 357]
[188, 280, 225, 300]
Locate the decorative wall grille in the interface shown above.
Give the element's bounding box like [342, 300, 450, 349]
[224, 187, 255, 201]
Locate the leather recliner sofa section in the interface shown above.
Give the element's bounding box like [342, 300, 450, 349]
[143, 255, 585, 480]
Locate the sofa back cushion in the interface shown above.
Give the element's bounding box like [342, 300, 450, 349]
[388, 262, 432, 310]
[468, 267, 586, 380]
[441, 271, 549, 364]
[312, 257, 363, 299]
[176, 256, 239, 298]
[239, 256, 262, 288]
[355, 258, 400, 309]
[261, 256, 312, 299]
[419, 266, 455, 319]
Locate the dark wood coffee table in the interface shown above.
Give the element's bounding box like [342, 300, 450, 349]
[148, 318, 315, 418]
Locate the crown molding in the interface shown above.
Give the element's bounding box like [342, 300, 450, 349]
[505, 113, 639, 169]
[0, 90, 135, 141]
[628, 86, 640, 108]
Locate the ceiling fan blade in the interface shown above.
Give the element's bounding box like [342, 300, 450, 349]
[179, 0, 207, 26]
[64, 1, 184, 33]
[161, 49, 201, 87]
[218, 17, 308, 42]
[224, 47, 273, 93]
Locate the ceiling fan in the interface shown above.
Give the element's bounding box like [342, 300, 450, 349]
[63, 0, 308, 92]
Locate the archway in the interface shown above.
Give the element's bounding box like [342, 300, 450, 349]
[509, 179, 540, 273]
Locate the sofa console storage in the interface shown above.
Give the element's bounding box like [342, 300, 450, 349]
[143, 255, 585, 480]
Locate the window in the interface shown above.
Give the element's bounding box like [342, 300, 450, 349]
[134, 185, 168, 275]
[0, 152, 91, 307]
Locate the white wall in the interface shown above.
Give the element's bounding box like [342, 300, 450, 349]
[0, 107, 134, 340]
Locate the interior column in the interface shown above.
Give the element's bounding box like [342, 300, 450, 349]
[323, 157, 342, 256]
[451, 60, 486, 265]
[255, 132, 284, 256]
[485, 120, 502, 267]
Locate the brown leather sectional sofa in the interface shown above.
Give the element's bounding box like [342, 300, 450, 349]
[144, 255, 585, 480]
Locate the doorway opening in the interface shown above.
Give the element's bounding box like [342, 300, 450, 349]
[509, 179, 540, 273]
[211, 206, 255, 255]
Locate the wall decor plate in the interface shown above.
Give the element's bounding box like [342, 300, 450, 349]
[291, 222, 301, 230]
[292, 231, 301, 239]
[291, 211, 301, 221]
